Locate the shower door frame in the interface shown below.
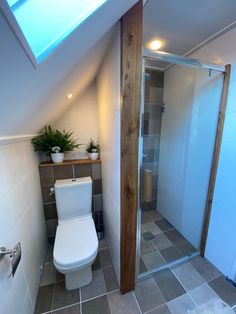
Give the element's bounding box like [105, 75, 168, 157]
[135, 49, 231, 280]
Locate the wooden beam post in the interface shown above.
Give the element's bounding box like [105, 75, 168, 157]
[120, 1, 143, 294]
[200, 64, 231, 256]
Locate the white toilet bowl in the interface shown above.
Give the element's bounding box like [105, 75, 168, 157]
[53, 215, 98, 290]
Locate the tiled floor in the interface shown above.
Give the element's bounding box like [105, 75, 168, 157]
[139, 210, 198, 274]
[35, 239, 236, 313]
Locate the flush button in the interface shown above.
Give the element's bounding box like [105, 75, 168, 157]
[72, 179, 76, 182]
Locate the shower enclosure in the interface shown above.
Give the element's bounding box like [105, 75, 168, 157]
[137, 49, 228, 278]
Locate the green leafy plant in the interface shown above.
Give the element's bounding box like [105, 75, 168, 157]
[31, 125, 80, 155]
[86, 138, 100, 153]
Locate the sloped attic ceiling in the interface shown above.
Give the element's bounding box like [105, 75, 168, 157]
[0, 0, 138, 137]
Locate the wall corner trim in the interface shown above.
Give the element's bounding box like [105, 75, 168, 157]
[0, 134, 38, 145]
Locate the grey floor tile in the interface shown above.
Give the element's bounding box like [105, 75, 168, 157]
[103, 266, 119, 292]
[98, 249, 112, 268]
[152, 233, 173, 251]
[40, 262, 56, 286]
[139, 258, 148, 273]
[152, 268, 186, 302]
[82, 295, 111, 314]
[142, 231, 155, 241]
[189, 283, 220, 306]
[190, 256, 221, 282]
[141, 240, 156, 255]
[34, 284, 54, 314]
[160, 246, 182, 263]
[52, 303, 81, 313]
[164, 230, 185, 245]
[134, 277, 165, 313]
[172, 263, 205, 291]
[81, 269, 107, 301]
[155, 219, 173, 232]
[142, 251, 166, 270]
[209, 275, 236, 307]
[175, 241, 197, 256]
[141, 211, 162, 224]
[92, 255, 101, 270]
[108, 290, 141, 314]
[142, 222, 162, 235]
[52, 281, 80, 310]
[167, 293, 196, 314]
[147, 304, 171, 314]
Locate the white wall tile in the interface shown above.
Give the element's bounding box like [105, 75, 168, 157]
[0, 141, 47, 313]
[97, 23, 121, 283]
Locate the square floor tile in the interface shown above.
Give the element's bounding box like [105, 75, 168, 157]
[142, 222, 162, 235]
[45, 243, 54, 263]
[140, 240, 156, 255]
[142, 251, 166, 270]
[92, 255, 101, 270]
[108, 291, 140, 314]
[167, 293, 196, 314]
[142, 231, 155, 241]
[52, 303, 81, 313]
[172, 263, 205, 291]
[81, 269, 107, 301]
[160, 246, 182, 263]
[209, 275, 236, 307]
[34, 284, 54, 314]
[164, 230, 185, 245]
[152, 233, 173, 251]
[155, 219, 173, 232]
[134, 277, 165, 313]
[190, 256, 221, 282]
[175, 240, 197, 256]
[189, 283, 220, 306]
[52, 281, 80, 310]
[103, 266, 119, 292]
[99, 239, 107, 250]
[82, 295, 111, 314]
[152, 268, 186, 302]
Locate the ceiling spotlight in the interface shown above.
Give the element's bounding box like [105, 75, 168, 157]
[66, 92, 73, 100]
[149, 40, 162, 51]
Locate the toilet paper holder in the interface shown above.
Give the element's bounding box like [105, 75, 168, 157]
[0, 242, 21, 277]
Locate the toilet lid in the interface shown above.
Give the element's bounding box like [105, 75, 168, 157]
[53, 216, 98, 269]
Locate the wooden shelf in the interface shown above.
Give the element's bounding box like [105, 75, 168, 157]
[39, 158, 101, 167]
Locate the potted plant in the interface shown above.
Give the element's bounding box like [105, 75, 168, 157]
[86, 138, 100, 160]
[32, 125, 80, 163]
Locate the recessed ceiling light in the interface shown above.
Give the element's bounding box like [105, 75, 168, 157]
[149, 40, 162, 51]
[66, 92, 73, 100]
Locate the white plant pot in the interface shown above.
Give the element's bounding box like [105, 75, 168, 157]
[51, 153, 64, 163]
[89, 152, 99, 160]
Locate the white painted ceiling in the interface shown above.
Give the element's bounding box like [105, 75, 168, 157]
[143, 0, 236, 56]
[0, 0, 138, 137]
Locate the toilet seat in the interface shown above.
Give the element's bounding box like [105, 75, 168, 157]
[53, 215, 98, 270]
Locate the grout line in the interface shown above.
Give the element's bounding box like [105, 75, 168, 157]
[151, 274, 168, 304]
[49, 301, 80, 313]
[80, 287, 82, 314]
[132, 291, 142, 314]
[106, 289, 113, 314]
[50, 280, 55, 312]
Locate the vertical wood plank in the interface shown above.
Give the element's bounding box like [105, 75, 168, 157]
[120, 1, 143, 294]
[200, 64, 231, 256]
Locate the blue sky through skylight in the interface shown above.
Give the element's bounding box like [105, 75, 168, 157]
[7, 0, 107, 63]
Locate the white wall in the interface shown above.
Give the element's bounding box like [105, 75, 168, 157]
[97, 23, 121, 283]
[53, 84, 98, 159]
[192, 27, 236, 281]
[0, 140, 47, 314]
[158, 66, 222, 248]
[0, 0, 137, 137]
[158, 26, 236, 280]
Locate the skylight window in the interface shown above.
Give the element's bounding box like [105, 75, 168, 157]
[4, 0, 107, 64]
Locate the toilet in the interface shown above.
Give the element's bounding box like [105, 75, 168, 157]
[53, 176, 98, 290]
